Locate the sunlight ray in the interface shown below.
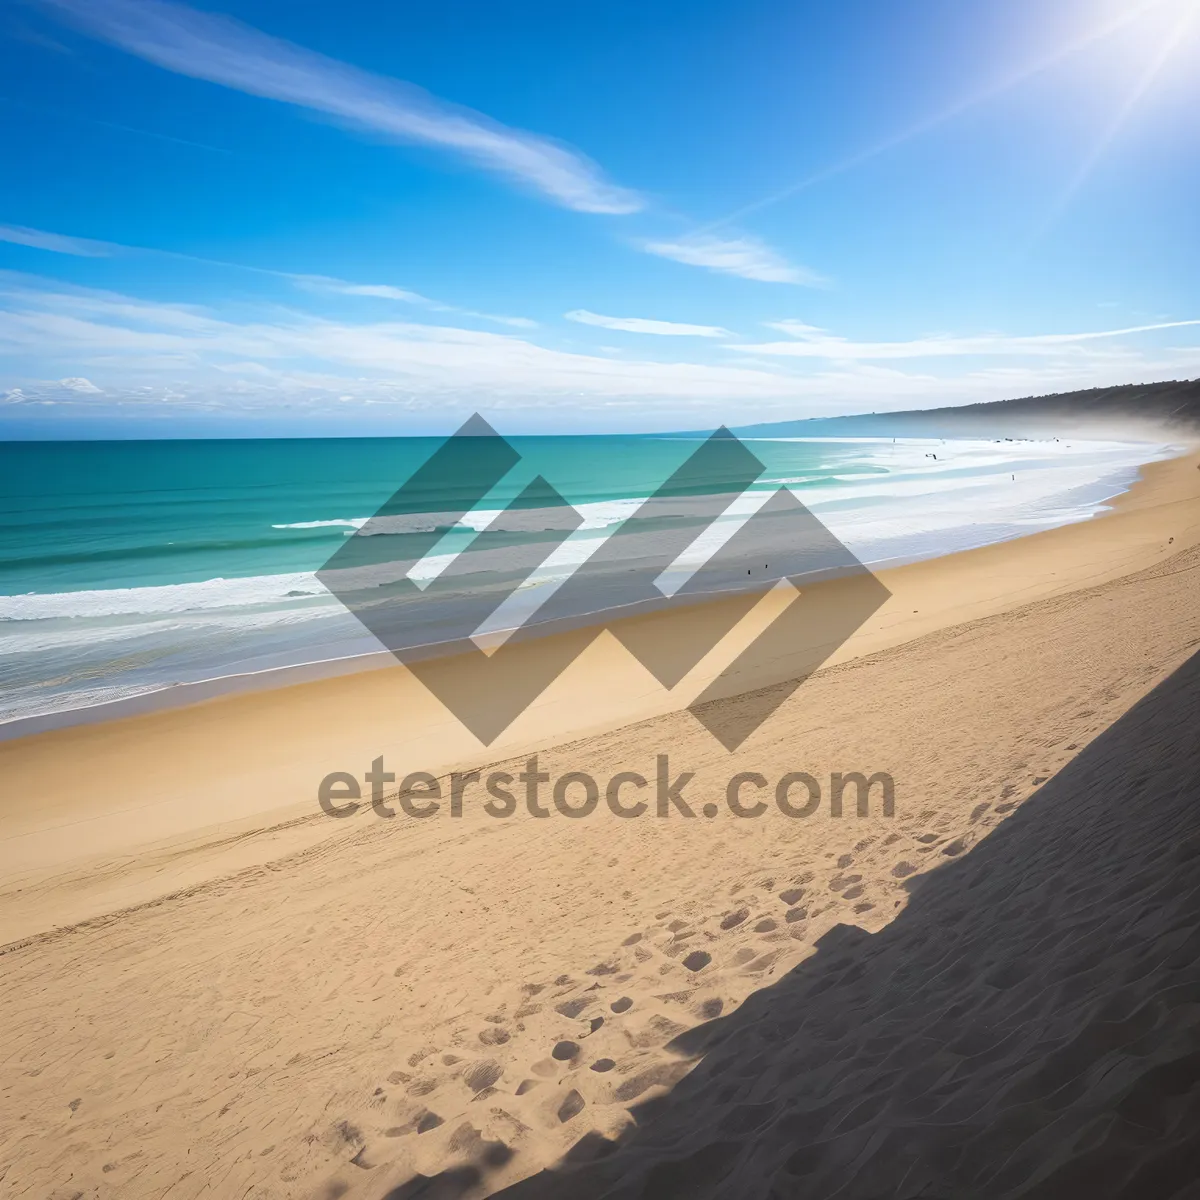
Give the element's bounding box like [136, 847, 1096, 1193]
[1033, 0, 1200, 240]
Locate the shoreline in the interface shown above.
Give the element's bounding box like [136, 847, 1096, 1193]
[1, 443, 1198, 945]
[0, 435, 1181, 743]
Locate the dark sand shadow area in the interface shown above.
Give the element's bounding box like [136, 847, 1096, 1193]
[388, 647, 1200, 1199]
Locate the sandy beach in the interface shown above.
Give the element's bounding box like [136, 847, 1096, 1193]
[2, 445, 1200, 1199]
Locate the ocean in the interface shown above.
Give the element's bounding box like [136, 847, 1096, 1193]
[0, 432, 1177, 733]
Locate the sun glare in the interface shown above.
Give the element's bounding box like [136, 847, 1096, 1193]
[1102, 0, 1200, 72]
[1026, 0, 1200, 236]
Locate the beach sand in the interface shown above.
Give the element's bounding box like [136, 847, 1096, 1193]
[1, 448, 1199, 1198]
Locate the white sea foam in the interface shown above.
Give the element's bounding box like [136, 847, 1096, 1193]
[0, 572, 331, 620]
[272, 518, 368, 530]
[273, 500, 646, 537]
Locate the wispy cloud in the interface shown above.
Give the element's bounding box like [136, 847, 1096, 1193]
[293, 274, 537, 329]
[565, 309, 729, 337]
[739, 318, 1200, 359]
[0, 93, 235, 155]
[0, 223, 117, 257]
[640, 234, 825, 285]
[4, 276, 1198, 424]
[290, 275, 428, 305]
[0, 224, 537, 327]
[41, 0, 641, 215]
[0, 275, 797, 403]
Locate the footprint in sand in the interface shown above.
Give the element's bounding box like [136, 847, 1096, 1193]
[554, 998, 591, 1019]
[654, 989, 693, 1005]
[720, 909, 750, 930]
[551, 1040, 580, 1062]
[383, 1108, 444, 1138]
[612, 1061, 692, 1102]
[610, 996, 633, 1013]
[626, 1014, 689, 1048]
[465, 1060, 502, 1093]
[557, 1090, 586, 1122]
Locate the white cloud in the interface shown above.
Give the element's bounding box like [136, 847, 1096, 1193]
[0, 223, 117, 257]
[291, 275, 429, 305]
[43, 0, 641, 215]
[0, 226, 538, 328]
[292, 273, 536, 328]
[3, 276, 1198, 424]
[1, 377, 105, 404]
[58, 376, 103, 392]
[473, 313, 539, 330]
[565, 309, 729, 337]
[767, 320, 826, 338]
[0, 275, 220, 332]
[741, 318, 1200, 359]
[0, 276, 799, 402]
[640, 234, 825, 285]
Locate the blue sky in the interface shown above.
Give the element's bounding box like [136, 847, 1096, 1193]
[1, 0, 1198, 435]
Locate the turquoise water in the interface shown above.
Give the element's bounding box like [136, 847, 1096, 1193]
[0, 435, 866, 595]
[0, 432, 1174, 729]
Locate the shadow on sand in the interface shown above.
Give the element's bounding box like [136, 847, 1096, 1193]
[387, 648, 1200, 1199]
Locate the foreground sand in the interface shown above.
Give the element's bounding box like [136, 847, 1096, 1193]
[1, 450, 1199, 1197]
